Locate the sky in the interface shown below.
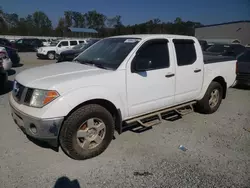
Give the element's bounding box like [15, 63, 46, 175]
[1, 0, 250, 27]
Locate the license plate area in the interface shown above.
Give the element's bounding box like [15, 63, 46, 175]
[12, 112, 25, 129]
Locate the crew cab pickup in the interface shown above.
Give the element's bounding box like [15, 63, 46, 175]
[9, 35, 236, 160]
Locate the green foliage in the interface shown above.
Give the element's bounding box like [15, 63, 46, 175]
[0, 7, 203, 37]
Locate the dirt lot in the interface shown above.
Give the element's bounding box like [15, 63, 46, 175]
[0, 52, 250, 188]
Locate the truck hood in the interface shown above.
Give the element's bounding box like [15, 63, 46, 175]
[15, 62, 111, 89]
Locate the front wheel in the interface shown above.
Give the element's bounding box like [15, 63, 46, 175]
[59, 104, 115, 160]
[47, 52, 55, 60]
[196, 81, 223, 114]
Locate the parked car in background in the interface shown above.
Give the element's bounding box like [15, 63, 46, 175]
[14, 38, 43, 52]
[0, 47, 12, 71]
[40, 39, 50, 46]
[56, 39, 100, 63]
[0, 58, 8, 91]
[236, 49, 250, 86]
[0, 38, 20, 66]
[37, 39, 87, 60]
[246, 44, 250, 50]
[10, 34, 236, 160]
[204, 44, 246, 57]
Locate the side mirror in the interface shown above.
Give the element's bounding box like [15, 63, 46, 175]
[132, 56, 151, 72]
[58, 44, 61, 48]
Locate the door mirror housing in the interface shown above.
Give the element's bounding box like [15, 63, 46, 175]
[132, 55, 151, 72]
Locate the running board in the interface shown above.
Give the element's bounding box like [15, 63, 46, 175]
[125, 101, 196, 128]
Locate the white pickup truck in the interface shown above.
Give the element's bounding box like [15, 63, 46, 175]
[9, 34, 236, 160]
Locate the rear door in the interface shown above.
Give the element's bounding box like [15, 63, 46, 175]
[127, 39, 176, 117]
[69, 40, 78, 48]
[173, 39, 203, 104]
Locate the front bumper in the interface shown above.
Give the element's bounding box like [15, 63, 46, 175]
[36, 52, 47, 59]
[10, 102, 64, 147]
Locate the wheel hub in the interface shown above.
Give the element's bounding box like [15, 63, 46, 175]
[87, 128, 97, 138]
[76, 118, 106, 149]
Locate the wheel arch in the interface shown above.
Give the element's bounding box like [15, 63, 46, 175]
[47, 50, 55, 55]
[65, 98, 122, 134]
[212, 76, 227, 99]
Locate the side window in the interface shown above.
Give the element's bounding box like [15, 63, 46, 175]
[17, 39, 23, 44]
[133, 39, 170, 71]
[79, 41, 86, 44]
[173, 39, 197, 66]
[59, 41, 69, 47]
[70, 41, 77, 46]
[23, 40, 31, 45]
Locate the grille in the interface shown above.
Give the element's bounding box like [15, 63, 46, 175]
[24, 88, 34, 103]
[13, 82, 34, 104]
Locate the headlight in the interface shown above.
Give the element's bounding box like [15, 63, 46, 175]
[30, 89, 59, 108]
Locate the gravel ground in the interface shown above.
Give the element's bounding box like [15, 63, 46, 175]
[0, 52, 250, 188]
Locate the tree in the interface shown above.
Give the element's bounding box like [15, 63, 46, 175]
[55, 17, 66, 37]
[32, 11, 52, 35]
[64, 11, 73, 27]
[0, 7, 10, 32]
[85, 10, 106, 30]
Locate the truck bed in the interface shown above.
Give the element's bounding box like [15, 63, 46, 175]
[204, 54, 235, 64]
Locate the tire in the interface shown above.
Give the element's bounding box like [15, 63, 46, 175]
[47, 52, 55, 60]
[196, 81, 223, 114]
[59, 104, 115, 160]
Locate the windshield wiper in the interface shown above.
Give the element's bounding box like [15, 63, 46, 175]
[92, 62, 109, 69]
[75, 59, 110, 69]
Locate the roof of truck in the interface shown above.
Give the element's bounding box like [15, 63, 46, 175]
[109, 34, 196, 40]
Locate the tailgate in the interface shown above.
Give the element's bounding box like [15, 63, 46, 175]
[237, 61, 250, 74]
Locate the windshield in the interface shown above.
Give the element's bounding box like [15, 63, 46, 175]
[206, 45, 229, 53]
[75, 37, 141, 70]
[237, 50, 250, 62]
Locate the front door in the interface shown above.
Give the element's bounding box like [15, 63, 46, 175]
[126, 39, 176, 117]
[173, 39, 203, 104]
[57, 41, 70, 54]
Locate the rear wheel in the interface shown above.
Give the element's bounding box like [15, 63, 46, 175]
[59, 104, 115, 160]
[196, 81, 223, 114]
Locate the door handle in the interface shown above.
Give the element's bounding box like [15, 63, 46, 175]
[194, 69, 201, 73]
[165, 73, 175, 78]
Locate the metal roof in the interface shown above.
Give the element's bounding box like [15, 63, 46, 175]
[196, 20, 250, 28]
[203, 38, 241, 45]
[68, 27, 98, 33]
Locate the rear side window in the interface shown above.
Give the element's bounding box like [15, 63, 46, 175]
[173, 39, 197, 66]
[70, 41, 77, 46]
